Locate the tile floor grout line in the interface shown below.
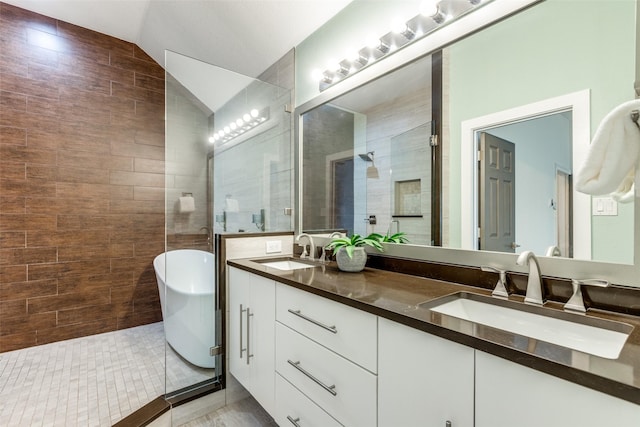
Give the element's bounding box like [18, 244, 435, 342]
[0, 322, 214, 426]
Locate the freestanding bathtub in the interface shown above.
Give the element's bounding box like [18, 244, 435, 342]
[153, 249, 216, 369]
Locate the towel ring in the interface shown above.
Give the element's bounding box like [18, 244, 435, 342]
[631, 110, 640, 130]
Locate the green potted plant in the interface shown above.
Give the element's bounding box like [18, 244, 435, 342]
[325, 233, 383, 272]
[368, 232, 409, 244]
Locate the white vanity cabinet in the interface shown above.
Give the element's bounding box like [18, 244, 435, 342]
[228, 267, 276, 416]
[274, 373, 343, 427]
[378, 317, 475, 427]
[274, 283, 378, 427]
[475, 351, 640, 427]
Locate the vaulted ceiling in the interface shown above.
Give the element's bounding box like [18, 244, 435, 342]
[2, 0, 352, 78]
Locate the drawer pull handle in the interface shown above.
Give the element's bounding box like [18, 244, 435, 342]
[287, 309, 337, 334]
[246, 307, 254, 365]
[239, 304, 246, 359]
[287, 360, 337, 396]
[287, 416, 302, 427]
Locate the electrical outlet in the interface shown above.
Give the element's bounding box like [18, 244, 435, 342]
[265, 240, 282, 253]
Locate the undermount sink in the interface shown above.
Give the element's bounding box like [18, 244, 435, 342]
[257, 259, 319, 271]
[419, 292, 632, 359]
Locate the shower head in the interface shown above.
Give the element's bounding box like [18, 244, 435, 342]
[358, 151, 375, 162]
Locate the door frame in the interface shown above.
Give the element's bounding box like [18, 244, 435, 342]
[555, 165, 573, 258]
[460, 89, 591, 259]
[325, 149, 354, 229]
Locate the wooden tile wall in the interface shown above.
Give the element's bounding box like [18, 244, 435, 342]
[0, 3, 165, 351]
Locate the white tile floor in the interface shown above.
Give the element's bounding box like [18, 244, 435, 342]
[0, 322, 215, 426]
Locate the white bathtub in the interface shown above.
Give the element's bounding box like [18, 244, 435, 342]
[153, 249, 216, 369]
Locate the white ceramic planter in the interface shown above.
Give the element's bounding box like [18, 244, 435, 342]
[336, 247, 367, 272]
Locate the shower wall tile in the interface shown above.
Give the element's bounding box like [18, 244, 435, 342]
[36, 318, 116, 345]
[0, 278, 57, 299]
[0, 332, 35, 352]
[0, 2, 165, 351]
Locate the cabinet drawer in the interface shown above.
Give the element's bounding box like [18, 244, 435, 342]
[276, 283, 377, 372]
[275, 373, 343, 427]
[276, 322, 377, 427]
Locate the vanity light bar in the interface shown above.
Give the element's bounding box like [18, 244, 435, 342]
[208, 107, 270, 145]
[317, 0, 489, 91]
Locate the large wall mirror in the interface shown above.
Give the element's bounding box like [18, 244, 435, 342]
[296, 0, 640, 286]
[301, 56, 434, 243]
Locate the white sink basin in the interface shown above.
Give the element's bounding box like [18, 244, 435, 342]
[259, 260, 318, 271]
[422, 292, 632, 359]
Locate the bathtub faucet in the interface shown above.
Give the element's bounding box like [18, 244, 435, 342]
[200, 226, 212, 252]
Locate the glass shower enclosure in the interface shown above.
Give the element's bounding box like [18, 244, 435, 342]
[162, 49, 293, 411]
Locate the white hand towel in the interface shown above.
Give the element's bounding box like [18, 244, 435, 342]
[575, 99, 640, 202]
[179, 196, 195, 213]
[225, 198, 239, 212]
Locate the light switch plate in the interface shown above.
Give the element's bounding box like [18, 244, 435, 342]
[592, 197, 618, 216]
[265, 240, 282, 253]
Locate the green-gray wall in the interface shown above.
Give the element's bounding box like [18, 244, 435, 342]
[448, 0, 635, 263]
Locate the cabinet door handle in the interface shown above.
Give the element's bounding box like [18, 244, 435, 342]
[446, 421, 452, 427]
[287, 309, 337, 334]
[287, 360, 337, 396]
[239, 304, 246, 359]
[246, 307, 254, 365]
[287, 416, 302, 427]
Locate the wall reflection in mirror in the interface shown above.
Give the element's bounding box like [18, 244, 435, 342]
[300, 0, 635, 264]
[474, 113, 572, 257]
[302, 56, 434, 240]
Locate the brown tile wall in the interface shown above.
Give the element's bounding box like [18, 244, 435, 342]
[0, 3, 165, 352]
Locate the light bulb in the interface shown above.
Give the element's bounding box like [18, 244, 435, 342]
[208, 136, 214, 143]
[366, 35, 380, 49]
[224, 126, 230, 134]
[391, 19, 407, 34]
[346, 49, 360, 62]
[327, 60, 340, 72]
[217, 130, 225, 138]
[311, 68, 324, 81]
[214, 134, 220, 141]
[250, 109, 259, 118]
[236, 118, 243, 127]
[419, 0, 439, 17]
[243, 113, 251, 122]
[230, 122, 237, 130]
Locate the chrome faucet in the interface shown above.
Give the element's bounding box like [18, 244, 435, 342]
[320, 232, 344, 262]
[481, 266, 509, 298]
[545, 245, 562, 257]
[517, 251, 544, 306]
[296, 233, 315, 260]
[564, 279, 609, 314]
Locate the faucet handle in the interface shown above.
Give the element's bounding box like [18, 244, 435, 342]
[564, 279, 609, 314]
[481, 266, 509, 298]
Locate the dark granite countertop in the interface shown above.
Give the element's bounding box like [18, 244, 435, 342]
[227, 257, 640, 405]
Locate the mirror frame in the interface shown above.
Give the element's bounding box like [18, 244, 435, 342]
[294, 0, 640, 286]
